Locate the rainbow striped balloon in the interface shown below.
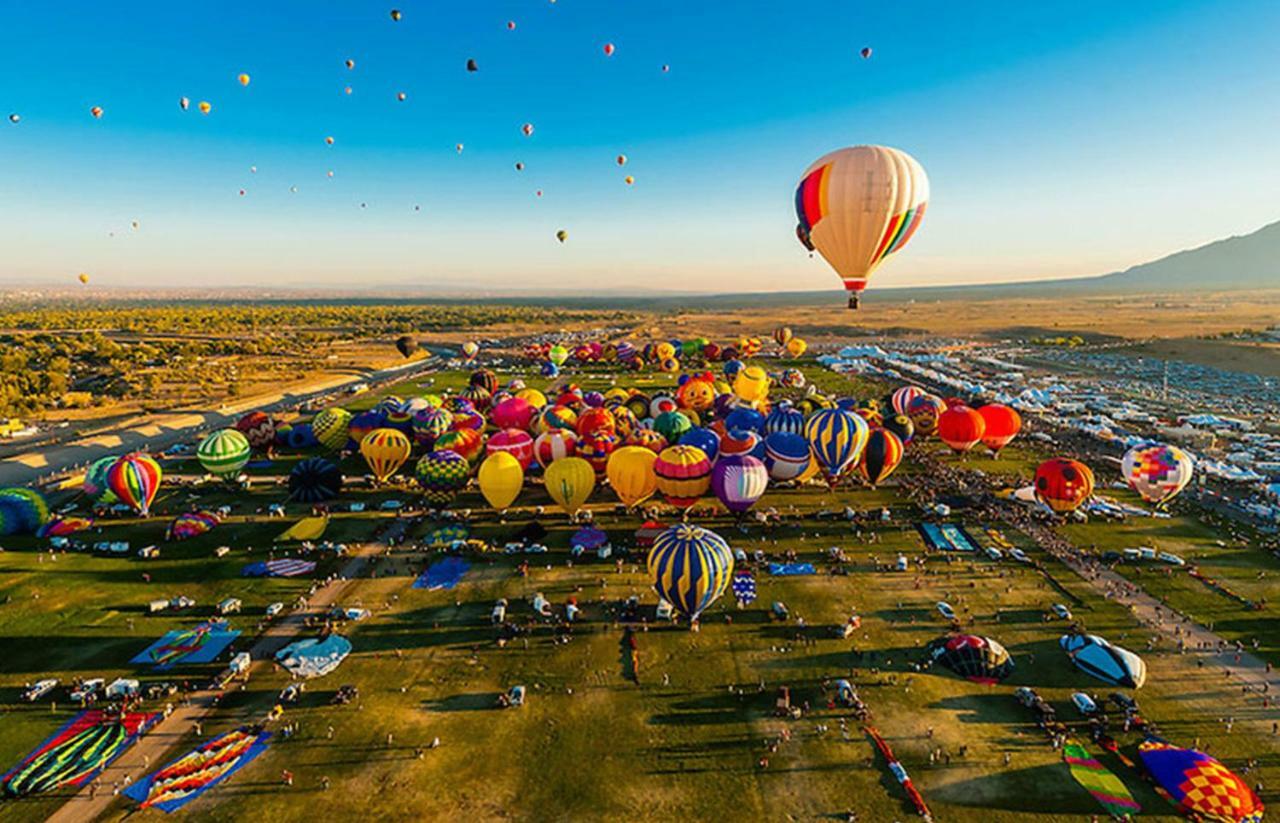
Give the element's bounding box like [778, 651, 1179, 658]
[803, 409, 868, 482]
[107, 453, 163, 516]
[647, 523, 734, 621]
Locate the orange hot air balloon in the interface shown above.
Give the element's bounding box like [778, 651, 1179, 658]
[1034, 458, 1095, 514]
[325, 136, 335, 145]
[978, 404, 1021, 455]
[936, 406, 986, 453]
[624, 175, 634, 185]
[795, 145, 928, 309]
[90, 106, 104, 119]
[198, 101, 212, 114]
[238, 73, 251, 86]
[616, 154, 628, 166]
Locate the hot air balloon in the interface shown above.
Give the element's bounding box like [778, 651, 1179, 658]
[1034, 458, 1095, 514]
[197, 429, 251, 476]
[83, 456, 120, 503]
[435, 427, 485, 465]
[235, 411, 276, 451]
[533, 430, 577, 466]
[654, 445, 712, 509]
[977, 403, 1021, 455]
[78, 273, 90, 285]
[711, 455, 768, 515]
[1121, 443, 1194, 507]
[543, 456, 595, 515]
[1060, 634, 1147, 689]
[859, 429, 903, 486]
[603, 43, 616, 56]
[890, 386, 924, 416]
[907, 394, 945, 438]
[547, 344, 570, 366]
[179, 97, 190, 110]
[507, 20, 516, 30]
[167, 511, 221, 541]
[107, 453, 162, 516]
[289, 458, 343, 502]
[785, 338, 808, 358]
[764, 431, 812, 482]
[556, 230, 568, 244]
[926, 635, 1014, 684]
[198, 101, 212, 114]
[803, 409, 868, 483]
[0, 488, 50, 536]
[460, 341, 480, 362]
[478, 452, 524, 510]
[647, 523, 734, 621]
[360, 428, 412, 482]
[397, 91, 407, 101]
[1137, 742, 1263, 823]
[416, 450, 470, 506]
[765, 402, 805, 436]
[732, 366, 770, 406]
[606, 446, 658, 508]
[466, 58, 478, 72]
[312, 408, 353, 452]
[796, 146, 928, 308]
[860, 47, 872, 59]
[346, 58, 356, 69]
[773, 326, 793, 348]
[347, 411, 386, 449]
[237, 73, 251, 86]
[521, 123, 534, 137]
[90, 106, 104, 119]
[486, 429, 535, 470]
[390, 8, 402, 21]
[395, 335, 416, 358]
[653, 411, 692, 445]
[937, 406, 986, 453]
[578, 431, 617, 476]
[883, 413, 914, 446]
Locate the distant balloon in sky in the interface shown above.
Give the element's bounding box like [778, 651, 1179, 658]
[603, 43, 615, 57]
[346, 58, 356, 69]
[7, 114, 18, 123]
[456, 143, 464, 153]
[344, 86, 353, 95]
[198, 101, 212, 114]
[78, 273, 89, 284]
[397, 91, 407, 101]
[661, 64, 670, 73]
[624, 176, 634, 185]
[250, 165, 257, 173]
[515, 162, 524, 171]
[131, 220, 140, 230]
[861, 47, 873, 59]
[556, 230, 568, 243]
[390, 9, 402, 21]
[466, 59, 478, 72]
[179, 97, 190, 111]
[616, 154, 627, 166]
[535, 190, 543, 197]
[521, 123, 534, 137]
[507, 20, 516, 30]
[90, 106, 103, 119]
[794, 145, 929, 309]
[238, 73, 251, 86]
[325, 135, 335, 145]
[238, 189, 246, 196]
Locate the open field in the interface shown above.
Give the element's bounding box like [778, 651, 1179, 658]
[1113, 338, 1280, 380]
[0, 361, 1276, 822]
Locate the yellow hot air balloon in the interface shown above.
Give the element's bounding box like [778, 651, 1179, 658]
[198, 101, 212, 114]
[654, 342, 676, 362]
[360, 428, 412, 482]
[786, 337, 808, 358]
[543, 456, 595, 515]
[733, 366, 770, 405]
[606, 446, 658, 508]
[478, 452, 524, 510]
[238, 73, 251, 86]
[516, 388, 548, 409]
[795, 145, 929, 309]
[78, 273, 90, 285]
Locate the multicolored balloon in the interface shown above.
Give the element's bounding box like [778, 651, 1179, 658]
[107, 453, 163, 516]
[1034, 458, 1095, 514]
[654, 445, 712, 509]
[1121, 444, 1193, 506]
[416, 450, 471, 506]
[859, 428, 903, 486]
[312, 407, 353, 451]
[803, 409, 868, 483]
[711, 455, 769, 514]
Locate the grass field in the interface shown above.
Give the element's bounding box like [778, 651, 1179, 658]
[0, 363, 1275, 822]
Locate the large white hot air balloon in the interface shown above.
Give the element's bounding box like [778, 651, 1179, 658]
[794, 145, 929, 309]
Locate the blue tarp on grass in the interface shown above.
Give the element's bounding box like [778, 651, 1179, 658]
[768, 562, 816, 576]
[413, 556, 471, 590]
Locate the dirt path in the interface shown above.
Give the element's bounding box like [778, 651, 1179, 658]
[46, 541, 388, 823]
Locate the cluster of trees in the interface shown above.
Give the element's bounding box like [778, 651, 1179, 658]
[0, 301, 636, 418]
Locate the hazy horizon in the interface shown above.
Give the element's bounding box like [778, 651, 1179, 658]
[3, 1, 1279, 293]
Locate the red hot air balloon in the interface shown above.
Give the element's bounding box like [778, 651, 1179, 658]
[603, 43, 616, 57]
[978, 404, 1021, 455]
[936, 406, 986, 453]
[1034, 458, 1095, 514]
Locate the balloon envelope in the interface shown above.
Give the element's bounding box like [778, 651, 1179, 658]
[478, 452, 524, 510]
[647, 523, 734, 621]
[606, 446, 659, 508]
[711, 455, 769, 514]
[544, 457, 596, 514]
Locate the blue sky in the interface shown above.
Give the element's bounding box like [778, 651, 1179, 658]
[2, 0, 1279, 294]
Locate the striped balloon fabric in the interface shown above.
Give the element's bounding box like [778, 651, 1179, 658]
[196, 429, 251, 476]
[647, 523, 734, 621]
[653, 445, 712, 509]
[359, 428, 412, 482]
[803, 409, 868, 483]
[107, 453, 163, 516]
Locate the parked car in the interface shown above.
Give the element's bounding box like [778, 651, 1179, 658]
[70, 678, 105, 704]
[1071, 692, 1099, 716]
[936, 601, 957, 621]
[1108, 692, 1138, 713]
[21, 679, 58, 702]
[1014, 686, 1039, 708]
[1051, 603, 1073, 620]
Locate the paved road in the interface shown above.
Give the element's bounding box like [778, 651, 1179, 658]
[0, 357, 440, 489]
[46, 538, 392, 823]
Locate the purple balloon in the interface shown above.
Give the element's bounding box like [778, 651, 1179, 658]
[711, 455, 769, 514]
